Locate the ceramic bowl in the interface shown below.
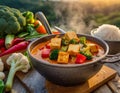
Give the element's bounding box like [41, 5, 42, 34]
[28, 34, 109, 86]
[91, 29, 120, 54]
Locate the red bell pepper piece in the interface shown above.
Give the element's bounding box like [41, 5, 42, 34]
[46, 43, 51, 49]
[75, 54, 86, 64]
[0, 39, 5, 48]
[41, 49, 51, 58]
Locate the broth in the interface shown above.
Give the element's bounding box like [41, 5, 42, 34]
[31, 31, 104, 64]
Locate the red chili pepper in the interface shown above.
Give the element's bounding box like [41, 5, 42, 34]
[0, 39, 5, 48]
[0, 41, 29, 57]
[0, 47, 6, 53]
[12, 38, 25, 46]
[41, 49, 51, 58]
[75, 54, 86, 64]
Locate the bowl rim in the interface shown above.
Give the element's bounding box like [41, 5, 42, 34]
[91, 28, 120, 42]
[28, 34, 109, 68]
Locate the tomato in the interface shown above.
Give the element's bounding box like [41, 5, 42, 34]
[46, 43, 51, 49]
[34, 20, 47, 34]
[41, 49, 51, 58]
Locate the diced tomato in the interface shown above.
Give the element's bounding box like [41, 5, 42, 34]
[75, 54, 86, 64]
[41, 49, 51, 58]
[46, 43, 51, 49]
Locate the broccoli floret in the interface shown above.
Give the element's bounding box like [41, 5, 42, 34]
[61, 46, 68, 52]
[69, 39, 79, 44]
[50, 49, 59, 60]
[79, 37, 86, 45]
[0, 18, 7, 35]
[80, 50, 92, 60]
[61, 38, 69, 46]
[0, 5, 26, 38]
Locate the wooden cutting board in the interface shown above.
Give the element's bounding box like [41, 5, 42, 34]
[46, 65, 117, 93]
[11, 65, 117, 93]
[4, 65, 117, 93]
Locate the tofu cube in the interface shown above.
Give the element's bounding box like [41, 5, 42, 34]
[67, 44, 80, 55]
[65, 31, 79, 41]
[57, 52, 69, 64]
[89, 44, 98, 53]
[50, 38, 61, 49]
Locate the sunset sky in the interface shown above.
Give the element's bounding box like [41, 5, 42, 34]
[51, 0, 120, 3]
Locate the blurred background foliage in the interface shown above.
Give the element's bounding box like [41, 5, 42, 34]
[0, 0, 56, 25]
[1, 0, 120, 34]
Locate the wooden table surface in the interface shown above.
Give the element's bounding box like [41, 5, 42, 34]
[92, 62, 120, 93]
[10, 60, 120, 93]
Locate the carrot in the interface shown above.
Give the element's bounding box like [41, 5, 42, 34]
[34, 20, 47, 34]
[0, 41, 29, 57]
[34, 20, 41, 27]
[0, 39, 5, 48]
[52, 31, 60, 35]
[12, 38, 25, 46]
